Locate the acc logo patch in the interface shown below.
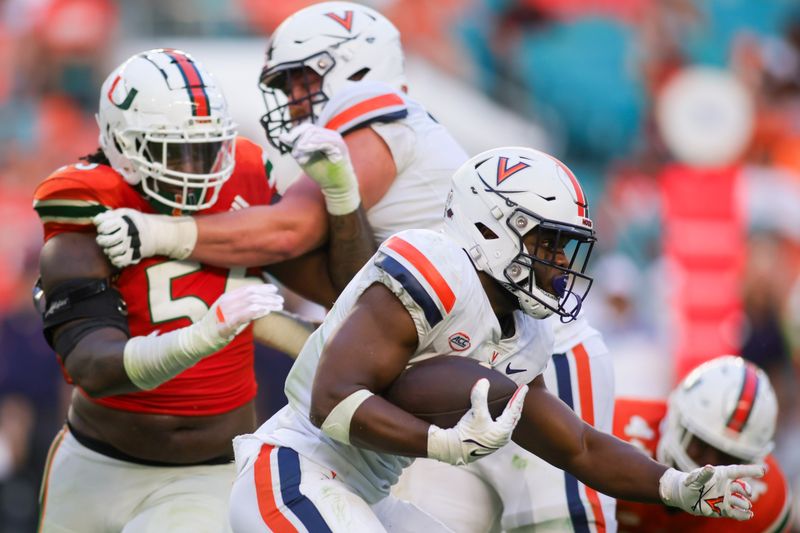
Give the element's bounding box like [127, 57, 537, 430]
[448, 332, 471, 351]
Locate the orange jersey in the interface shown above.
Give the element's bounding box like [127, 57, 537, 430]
[33, 137, 275, 416]
[613, 398, 793, 533]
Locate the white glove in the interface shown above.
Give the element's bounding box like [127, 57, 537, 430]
[124, 284, 284, 390]
[93, 208, 197, 268]
[279, 123, 361, 215]
[427, 379, 528, 466]
[659, 464, 765, 520]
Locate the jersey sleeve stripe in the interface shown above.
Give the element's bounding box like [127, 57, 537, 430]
[34, 202, 107, 220]
[253, 444, 299, 532]
[385, 236, 455, 313]
[376, 254, 444, 328]
[324, 93, 405, 132]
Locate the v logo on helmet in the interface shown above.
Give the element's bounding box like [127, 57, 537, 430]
[325, 11, 354, 32]
[107, 75, 138, 110]
[496, 157, 529, 186]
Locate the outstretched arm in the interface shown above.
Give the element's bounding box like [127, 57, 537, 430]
[192, 179, 327, 266]
[93, 127, 394, 274]
[513, 376, 763, 519]
[513, 375, 665, 502]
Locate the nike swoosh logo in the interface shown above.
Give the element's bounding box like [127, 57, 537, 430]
[463, 438, 496, 457]
[505, 362, 527, 375]
[470, 449, 494, 457]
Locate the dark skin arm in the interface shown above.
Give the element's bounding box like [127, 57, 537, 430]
[39, 232, 138, 398]
[513, 375, 667, 503]
[266, 248, 339, 308]
[309, 282, 431, 456]
[254, 127, 391, 307]
[310, 282, 667, 502]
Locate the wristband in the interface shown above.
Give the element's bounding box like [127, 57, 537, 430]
[321, 389, 374, 444]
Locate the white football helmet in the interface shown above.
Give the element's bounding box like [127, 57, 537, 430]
[658, 356, 778, 472]
[443, 147, 596, 320]
[97, 49, 237, 212]
[259, 1, 406, 151]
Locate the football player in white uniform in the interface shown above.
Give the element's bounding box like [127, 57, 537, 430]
[227, 147, 762, 532]
[394, 315, 617, 533]
[91, 1, 467, 309]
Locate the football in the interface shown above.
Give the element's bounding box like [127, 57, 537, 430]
[383, 355, 519, 428]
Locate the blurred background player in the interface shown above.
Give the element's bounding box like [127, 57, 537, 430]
[614, 355, 792, 533]
[92, 1, 468, 309]
[228, 147, 761, 532]
[33, 49, 284, 532]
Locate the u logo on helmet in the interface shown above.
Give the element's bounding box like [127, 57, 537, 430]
[496, 157, 529, 186]
[107, 75, 138, 110]
[325, 11, 354, 31]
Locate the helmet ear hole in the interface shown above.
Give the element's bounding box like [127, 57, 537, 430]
[112, 134, 123, 155]
[475, 222, 499, 240]
[348, 68, 370, 81]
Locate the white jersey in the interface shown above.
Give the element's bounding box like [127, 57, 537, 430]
[468, 314, 618, 532]
[238, 229, 553, 503]
[318, 80, 468, 242]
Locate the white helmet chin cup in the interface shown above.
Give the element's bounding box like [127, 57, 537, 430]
[657, 355, 778, 471]
[258, 1, 405, 151]
[97, 49, 237, 212]
[443, 146, 596, 320]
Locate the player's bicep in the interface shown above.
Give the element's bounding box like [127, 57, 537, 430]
[310, 282, 418, 421]
[344, 127, 397, 210]
[512, 374, 593, 470]
[39, 233, 133, 393]
[40, 232, 113, 289]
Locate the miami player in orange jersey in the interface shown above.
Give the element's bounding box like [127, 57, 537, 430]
[32, 49, 289, 532]
[614, 356, 793, 533]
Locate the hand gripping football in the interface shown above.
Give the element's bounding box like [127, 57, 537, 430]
[383, 355, 519, 428]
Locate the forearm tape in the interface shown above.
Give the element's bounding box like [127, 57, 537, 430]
[321, 389, 373, 445]
[251, 310, 316, 359]
[426, 425, 466, 466]
[122, 323, 224, 391]
[658, 467, 682, 507]
[152, 215, 198, 260]
[304, 157, 361, 216]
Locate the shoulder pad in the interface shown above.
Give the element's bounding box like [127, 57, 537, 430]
[374, 229, 464, 329]
[33, 163, 127, 239]
[319, 80, 408, 134]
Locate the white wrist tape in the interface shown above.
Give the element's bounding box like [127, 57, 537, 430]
[658, 467, 682, 506]
[303, 157, 361, 216]
[151, 215, 198, 260]
[251, 310, 317, 359]
[321, 389, 373, 444]
[123, 322, 226, 391]
[426, 425, 466, 466]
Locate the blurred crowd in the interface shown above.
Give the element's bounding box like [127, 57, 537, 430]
[2, 0, 800, 530]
